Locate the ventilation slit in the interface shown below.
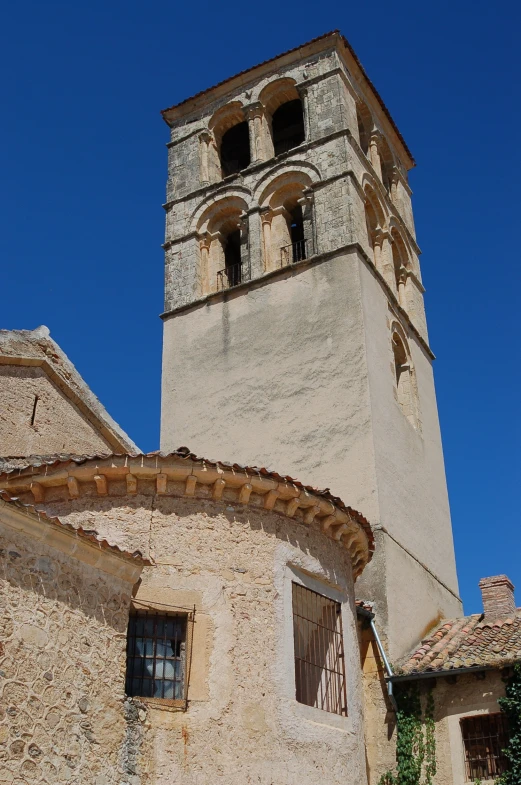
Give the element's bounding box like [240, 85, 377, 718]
[30, 395, 39, 426]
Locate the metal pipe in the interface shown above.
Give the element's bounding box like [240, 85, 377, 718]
[369, 617, 398, 712]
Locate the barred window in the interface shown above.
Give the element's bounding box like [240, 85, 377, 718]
[461, 713, 509, 781]
[125, 610, 189, 704]
[292, 582, 347, 716]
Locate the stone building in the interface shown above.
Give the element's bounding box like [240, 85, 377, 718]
[159, 29, 461, 662]
[0, 29, 517, 785]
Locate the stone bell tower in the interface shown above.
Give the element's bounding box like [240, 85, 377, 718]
[159, 31, 462, 658]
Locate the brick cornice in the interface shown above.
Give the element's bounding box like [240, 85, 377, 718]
[0, 453, 374, 579]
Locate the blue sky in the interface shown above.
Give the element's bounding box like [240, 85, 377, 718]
[1, 0, 519, 614]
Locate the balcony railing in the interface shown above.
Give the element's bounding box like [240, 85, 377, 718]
[281, 239, 308, 267]
[217, 263, 242, 291]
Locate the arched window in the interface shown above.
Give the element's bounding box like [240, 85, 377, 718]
[379, 136, 394, 195]
[272, 99, 305, 156]
[258, 171, 314, 271]
[220, 122, 251, 177]
[392, 330, 417, 428]
[222, 228, 242, 287]
[356, 102, 372, 157]
[208, 103, 251, 181]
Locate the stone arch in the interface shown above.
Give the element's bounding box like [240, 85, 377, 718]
[363, 180, 389, 279]
[356, 100, 372, 156]
[189, 186, 251, 232]
[207, 102, 250, 179]
[257, 170, 315, 271]
[379, 135, 395, 195]
[259, 77, 305, 157]
[390, 322, 419, 428]
[195, 194, 250, 295]
[253, 161, 321, 204]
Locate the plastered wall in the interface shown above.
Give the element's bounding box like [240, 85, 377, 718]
[0, 365, 113, 456]
[39, 489, 368, 785]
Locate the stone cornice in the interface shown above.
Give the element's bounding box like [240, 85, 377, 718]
[161, 244, 434, 361]
[0, 452, 374, 579]
[0, 493, 146, 583]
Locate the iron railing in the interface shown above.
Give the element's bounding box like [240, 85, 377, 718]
[292, 582, 347, 716]
[126, 610, 187, 703]
[461, 714, 509, 781]
[217, 263, 242, 291]
[281, 239, 308, 266]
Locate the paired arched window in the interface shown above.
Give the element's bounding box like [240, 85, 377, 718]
[258, 172, 314, 271]
[196, 196, 248, 294]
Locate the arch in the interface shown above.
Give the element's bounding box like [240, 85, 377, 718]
[356, 101, 372, 156]
[195, 194, 250, 295]
[259, 77, 305, 157]
[253, 161, 320, 204]
[190, 187, 251, 232]
[208, 102, 250, 178]
[390, 324, 418, 428]
[379, 135, 395, 195]
[257, 170, 315, 271]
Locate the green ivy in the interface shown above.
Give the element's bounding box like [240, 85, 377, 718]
[496, 662, 521, 785]
[378, 684, 436, 785]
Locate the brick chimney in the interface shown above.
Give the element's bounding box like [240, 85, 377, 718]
[479, 575, 516, 619]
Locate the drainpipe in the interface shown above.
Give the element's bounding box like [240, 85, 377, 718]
[369, 617, 398, 712]
[358, 606, 397, 712]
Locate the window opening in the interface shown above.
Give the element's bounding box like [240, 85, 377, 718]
[272, 99, 305, 156]
[460, 714, 509, 781]
[292, 582, 347, 716]
[281, 204, 307, 264]
[30, 395, 39, 426]
[219, 228, 242, 289]
[125, 610, 187, 703]
[392, 332, 416, 426]
[220, 122, 250, 177]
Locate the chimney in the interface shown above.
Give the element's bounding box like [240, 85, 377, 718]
[479, 575, 516, 619]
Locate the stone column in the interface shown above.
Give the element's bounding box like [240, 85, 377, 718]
[260, 207, 273, 272]
[397, 265, 408, 309]
[238, 212, 250, 282]
[298, 85, 311, 142]
[246, 102, 267, 163]
[373, 229, 394, 289]
[298, 189, 315, 258]
[369, 132, 382, 180]
[198, 233, 212, 293]
[199, 132, 212, 187]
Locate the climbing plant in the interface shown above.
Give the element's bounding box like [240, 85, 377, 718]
[496, 662, 521, 785]
[378, 684, 436, 785]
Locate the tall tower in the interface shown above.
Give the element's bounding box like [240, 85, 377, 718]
[159, 31, 461, 657]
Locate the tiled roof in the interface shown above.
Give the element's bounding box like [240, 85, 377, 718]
[0, 489, 150, 566]
[398, 611, 521, 675]
[0, 447, 375, 556]
[160, 30, 414, 165]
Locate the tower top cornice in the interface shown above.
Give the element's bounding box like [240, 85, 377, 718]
[160, 30, 415, 169]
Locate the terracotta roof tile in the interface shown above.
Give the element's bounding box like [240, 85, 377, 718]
[0, 489, 150, 566]
[399, 610, 521, 675]
[0, 447, 375, 555]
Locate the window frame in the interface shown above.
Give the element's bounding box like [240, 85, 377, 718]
[460, 712, 509, 782]
[292, 581, 348, 717]
[125, 605, 195, 709]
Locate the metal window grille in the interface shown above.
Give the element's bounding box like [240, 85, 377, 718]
[461, 713, 509, 781]
[217, 263, 242, 290]
[125, 609, 193, 707]
[281, 239, 308, 267]
[292, 582, 347, 716]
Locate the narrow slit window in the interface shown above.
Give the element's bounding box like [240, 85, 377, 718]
[30, 395, 39, 426]
[125, 610, 188, 703]
[461, 714, 509, 781]
[292, 582, 347, 716]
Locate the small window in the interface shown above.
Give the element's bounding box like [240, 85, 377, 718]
[292, 582, 347, 716]
[461, 714, 509, 781]
[220, 121, 250, 177]
[125, 610, 187, 703]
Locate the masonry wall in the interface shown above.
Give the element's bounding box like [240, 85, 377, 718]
[38, 486, 368, 785]
[0, 364, 113, 457]
[0, 518, 135, 784]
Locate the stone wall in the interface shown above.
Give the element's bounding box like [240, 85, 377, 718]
[0, 513, 139, 784]
[32, 486, 368, 785]
[0, 364, 114, 457]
